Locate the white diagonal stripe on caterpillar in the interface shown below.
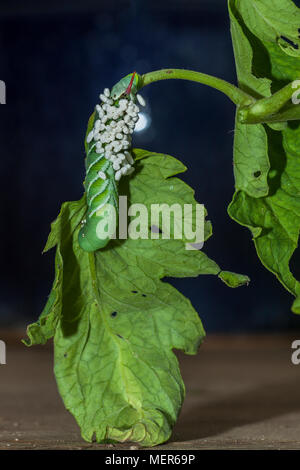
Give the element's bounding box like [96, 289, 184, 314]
[87, 180, 110, 207]
[88, 193, 112, 218]
[86, 154, 104, 174]
[86, 168, 109, 193]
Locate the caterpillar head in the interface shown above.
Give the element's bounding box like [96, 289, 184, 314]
[111, 71, 140, 101]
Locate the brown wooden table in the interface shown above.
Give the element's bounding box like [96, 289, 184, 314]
[1, 331, 300, 450]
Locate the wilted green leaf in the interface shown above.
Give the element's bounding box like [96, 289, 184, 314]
[25, 149, 248, 446]
[228, 0, 300, 312]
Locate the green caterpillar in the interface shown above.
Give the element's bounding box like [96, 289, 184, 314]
[78, 72, 144, 252]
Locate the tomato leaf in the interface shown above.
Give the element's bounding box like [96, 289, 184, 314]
[24, 149, 249, 446]
[229, 0, 300, 312]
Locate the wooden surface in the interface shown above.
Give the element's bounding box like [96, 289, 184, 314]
[1, 332, 300, 450]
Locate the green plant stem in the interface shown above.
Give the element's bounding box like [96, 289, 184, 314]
[141, 69, 300, 125]
[239, 104, 300, 124]
[238, 81, 300, 123]
[140, 69, 255, 107]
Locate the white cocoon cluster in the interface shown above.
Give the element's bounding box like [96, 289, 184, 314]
[86, 87, 145, 182]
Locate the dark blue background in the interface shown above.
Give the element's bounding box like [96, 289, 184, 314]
[0, 0, 300, 332]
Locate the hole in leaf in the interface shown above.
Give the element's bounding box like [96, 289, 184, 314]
[64, 353, 68, 358]
[132, 290, 138, 294]
[142, 294, 147, 297]
[280, 35, 299, 49]
[111, 311, 117, 317]
[254, 171, 261, 178]
[151, 225, 162, 234]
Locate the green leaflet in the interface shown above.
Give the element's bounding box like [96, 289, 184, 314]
[229, 0, 271, 198]
[23, 200, 86, 346]
[228, 0, 300, 312]
[219, 271, 250, 288]
[24, 149, 249, 446]
[231, 117, 270, 197]
[237, 0, 300, 57]
[229, 1, 271, 98]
